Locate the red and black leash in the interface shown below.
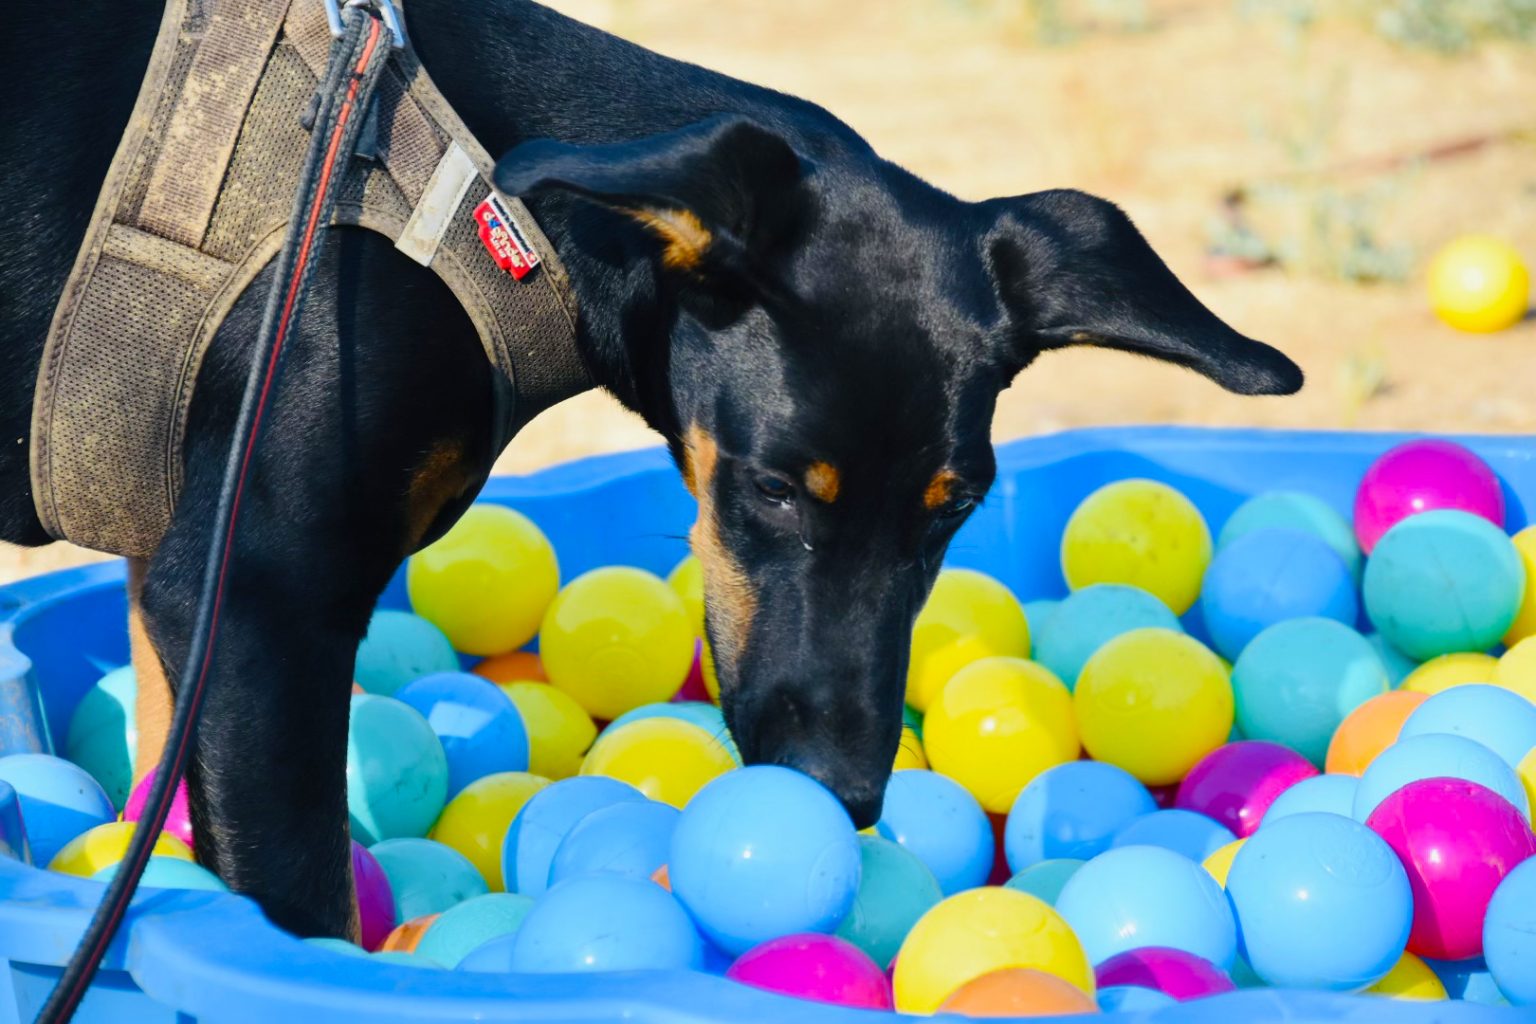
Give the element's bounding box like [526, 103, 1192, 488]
[36, 6, 397, 1021]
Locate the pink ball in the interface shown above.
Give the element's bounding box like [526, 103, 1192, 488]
[673, 641, 711, 703]
[351, 840, 397, 951]
[124, 771, 194, 849]
[1095, 947, 1236, 1001]
[1175, 741, 1318, 837]
[1353, 439, 1504, 555]
[1365, 776, 1536, 961]
[726, 933, 893, 1010]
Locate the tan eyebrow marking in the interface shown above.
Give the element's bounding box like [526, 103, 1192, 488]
[924, 468, 960, 510]
[629, 208, 712, 271]
[804, 461, 841, 503]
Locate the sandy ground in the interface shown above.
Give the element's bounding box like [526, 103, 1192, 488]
[8, 0, 1535, 584]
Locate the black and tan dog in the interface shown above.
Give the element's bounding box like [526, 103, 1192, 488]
[0, 0, 1300, 940]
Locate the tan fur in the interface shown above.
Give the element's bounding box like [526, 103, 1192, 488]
[923, 468, 960, 510]
[403, 441, 473, 554]
[684, 424, 756, 684]
[630, 208, 713, 271]
[804, 461, 841, 503]
[128, 558, 172, 783]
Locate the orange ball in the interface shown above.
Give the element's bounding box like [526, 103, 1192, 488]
[938, 968, 1099, 1017]
[651, 864, 672, 892]
[380, 914, 440, 953]
[1325, 690, 1431, 776]
[474, 651, 547, 684]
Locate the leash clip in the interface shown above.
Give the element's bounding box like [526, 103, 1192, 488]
[323, 0, 406, 49]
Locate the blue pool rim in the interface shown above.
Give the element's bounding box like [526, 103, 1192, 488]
[0, 425, 1529, 1022]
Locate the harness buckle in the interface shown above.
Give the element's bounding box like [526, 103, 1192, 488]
[323, 0, 406, 50]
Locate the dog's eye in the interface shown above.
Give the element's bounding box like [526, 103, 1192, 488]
[754, 474, 796, 506]
[936, 496, 975, 520]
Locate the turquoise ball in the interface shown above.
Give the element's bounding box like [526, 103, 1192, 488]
[346, 694, 449, 845]
[92, 856, 228, 892]
[1004, 858, 1085, 906]
[1365, 632, 1418, 687]
[354, 610, 459, 696]
[833, 835, 943, 968]
[415, 892, 534, 968]
[1033, 584, 1181, 690]
[65, 666, 137, 811]
[369, 837, 488, 920]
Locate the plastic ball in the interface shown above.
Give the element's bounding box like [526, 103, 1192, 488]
[1484, 856, 1536, 1005]
[1365, 510, 1524, 660]
[122, 772, 194, 850]
[1201, 838, 1245, 887]
[1231, 619, 1388, 764]
[0, 753, 117, 868]
[1056, 844, 1237, 969]
[834, 835, 944, 968]
[1227, 811, 1412, 990]
[1365, 951, 1447, 1001]
[1021, 599, 1059, 637]
[1503, 525, 1536, 647]
[875, 769, 992, 895]
[1354, 439, 1506, 554]
[303, 937, 367, 958]
[1399, 682, 1536, 768]
[922, 657, 1078, 813]
[1427, 234, 1530, 334]
[547, 799, 678, 886]
[393, 673, 529, 798]
[1425, 956, 1507, 1005]
[406, 504, 559, 656]
[1003, 859, 1085, 906]
[1110, 809, 1236, 862]
[512, 873, 701, 972]
[1403, 652, 1500, 695]
[414, 892, 533, 968]
[1096, 986, 1178, 1012]
[1176, 740, 1319, 837]
[1366, 632, 1419, 686]
[540, 567, 694, 720]
[64, 665, 136, 810]
[606, 700, 736, 758]
[502, 776, 644, 897]
[369, 837, 488, 920]
[906, 568, 1030, 711]
[472, 650, 546, 684]
[1366, 777, 1536, 961]
[1354, 733, 1528, 822]
[430, 771, 550, 891]
[346, 694, 449, 845]
[1074, 628, 1234, 785]
[498, 682, 596, 780]
[353, 610, 459, 697]
[670, 766, 859, 955]
[893, 727, 927, 771]
[1326, 690, 1430, 776]
[352, 840, 396, 951]
[1261, 773, 1359, 824]
[454, 932, 519, 972]
[1200, 529, 1359, 662]
[48, 820, 192, 877]
[1061, 479, 1212, 616]
[1032, 584, 1181, 690]
[1094, 947, 1236, 1001]
[937, 967, 1098, 1017]
[727, 934, 893, 1010]
[673, 643, 713, 703]
[1005, 760, 1156, 871]
[892, 888, 1094, 1013]
[1219, 491, 1361, 581]
[579, 718, 736, 808]
[91, 856, 227, 892]
[1494, 635, 1536, 703]
[380, 914, 438, 954]
[667, 554, 705, 637]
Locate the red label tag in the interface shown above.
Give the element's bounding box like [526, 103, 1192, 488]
[473, 193, 541, 280]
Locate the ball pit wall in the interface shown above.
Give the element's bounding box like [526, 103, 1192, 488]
[0, 426, 1531, 1023]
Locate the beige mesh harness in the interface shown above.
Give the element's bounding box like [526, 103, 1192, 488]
[32, 0, 589, 558]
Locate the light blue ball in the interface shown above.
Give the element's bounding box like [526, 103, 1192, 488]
[670, 766, 860, 956]
[1227, 812, 1411, 990]
[1200, 528, 1359, 662]
[1399, 683, 1536, 768]
[64, 665, 136, 811]
[1110, 809, 1235, 863]
[1096, 986, 1179, 1012]
[415, 892, 533, 968]
[1022, 599, 1061, 639]
[1033, 584, 1182, 690]
[875, 769, 991, 895]
[510, 874, 702, 972]
[1219, 491, 1362, 582]
[548, 799, 679, 885]
[1365, 632, 1418, 687]
[834, 835, 944, 968]
[1363, 510, 1525, 661]
[346, 694, 449, 844]
[394, 672, 529, 798]
[304, 937, 367, 957]
[92, 856, 228, 892]
[1056, 845, 1237, 969]
[605, 702, 739, 762]
[0, 753, 115, 867]
[1262, 774, 1358, 824]
[354, 610, 459, 696]
[1427, 957, 1509, 1006]
[0, 781, 26, 863]
[1353, 733, 1528, 822]
[456, 932, 520, 972]
[1232, 618, 1388, 765]
[1005, 760, 1156, 873]
[369, 837, 488, 920]
[1003, 858, 1084, 906]
[502, 776, 645, 897]
[1483, 857, 1536, 1005]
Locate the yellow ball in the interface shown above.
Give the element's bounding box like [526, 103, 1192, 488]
[1402, 652, 1499, 696]
[907, 569, 1030, 712]
[894, 727, 928, 771]
[923, 657, 1079, 813]
[540, 567, 695, 721]
[49, 821, 194, 877]
[1495, 638, 1536, 704]
[1074, 628, 1233, 785]
[700, 639, 721, 704]
[429, 771, 550, 891]
[1202, 837, 1246, 888]
[1366, 951, 1448, 1001]
[498, 682, 596, 780]
[893, 887, 1094, 1014]
[1060, 480, 1212, 616]
[580, 718, 736, 808]
[406, 504, 559, 656]
[1504, 527, 1536, 648]
[1428, 235, 1530, 334]
[667, 555, 706, 638]
[1517, 747, 1536, 816]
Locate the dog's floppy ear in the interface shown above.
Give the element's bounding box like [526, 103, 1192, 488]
[983, 189, 1302, 395]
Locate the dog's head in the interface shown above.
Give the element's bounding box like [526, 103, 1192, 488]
[496, 117, 1300, 826]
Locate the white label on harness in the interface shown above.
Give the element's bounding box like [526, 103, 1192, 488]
[474, 193, 541, 280]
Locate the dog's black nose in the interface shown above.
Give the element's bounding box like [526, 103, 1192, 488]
[841, 791, 884, 831]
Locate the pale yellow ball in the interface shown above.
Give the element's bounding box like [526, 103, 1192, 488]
[1401, 652, 1499, 696]
[907, 569, 1030, 712]
[1427, 234, 1530, 334]
[1060, 479, 1212, 616]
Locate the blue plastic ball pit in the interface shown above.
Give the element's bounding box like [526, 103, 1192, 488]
[2, 427, 1534, 1023]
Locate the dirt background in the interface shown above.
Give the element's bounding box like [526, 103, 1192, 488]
[8, 0, 1534, 584]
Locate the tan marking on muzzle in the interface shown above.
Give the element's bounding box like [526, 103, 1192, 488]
[804, 461, 841, 504]
[684, 424, 756, 684]
[630, 208, 712, 271]
[924, 468, 960, 510]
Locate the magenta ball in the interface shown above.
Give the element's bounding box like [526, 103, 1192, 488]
[1095, 947, 1237, 1001]
[726, 934, 893, 1010]
[123, 772, 193, 849]
[1353, 439, 1504, 555]
[351, 840, 397, 951]
[1175, 741, 1318, 838]
[1365, 776, 1536, 961]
